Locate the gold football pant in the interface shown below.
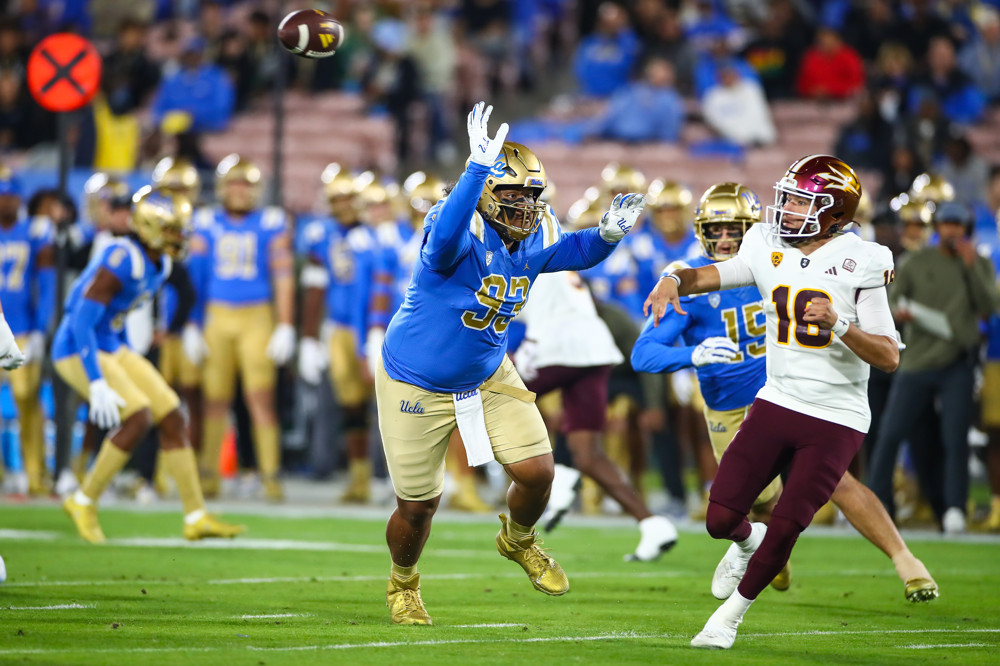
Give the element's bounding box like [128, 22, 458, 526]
[704, 404, 781, 506]
[4, 337, 44, 491]
[200, 303, 280, 481]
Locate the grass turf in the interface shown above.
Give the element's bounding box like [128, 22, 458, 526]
[0, 503, 998, 665]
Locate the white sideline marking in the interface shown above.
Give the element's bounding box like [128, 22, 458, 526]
[239, 613, 307, 619]
[903, 643, 986, 650]
[105, 537, 482, 559]
[2, 628, 998, 656]
[455, 623, 523, 628]
[0, 529, 60, 540]
[6, 603, 95, 610]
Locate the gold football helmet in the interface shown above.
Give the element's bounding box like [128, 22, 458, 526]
[321, 162, 360, 224]
[402, 171, 446, 226]
[83, 173, 132, 230]
[694, 182, 760, 261]
[891, 192, 933, 251]
[357, 175, 395, 225]
[131, 185, 193, 260]
[473, 141, 547, 242]
[908, 172, 955, 208]
[647, 179, 693, 238]
[601, 163, 647, 198]
[215, 154, 261, 214]
[566, 196, 604, 230]
[152, 156, 201, 203]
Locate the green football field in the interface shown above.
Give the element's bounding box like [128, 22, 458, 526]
[1, 502, 998, 665]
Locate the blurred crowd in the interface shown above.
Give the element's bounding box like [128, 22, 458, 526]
[0, 0, 999, 538]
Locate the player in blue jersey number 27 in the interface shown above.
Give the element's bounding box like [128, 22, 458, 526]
[375, 101, 646, 625]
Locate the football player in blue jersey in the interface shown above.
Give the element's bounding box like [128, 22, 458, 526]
[298, 165, 382, 503]
[375, 101, 647, 625]
[186, 155, 295, 502]
[631, 182, 938, 608]
[56, 186, 244, 543]
[0, 166, 55, 494]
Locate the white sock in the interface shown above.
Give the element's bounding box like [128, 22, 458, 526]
[710, 590, 755, 627]
[737, 522, 765, 553]
[72, 489, 93, 506]
[184, 508, 206, 525]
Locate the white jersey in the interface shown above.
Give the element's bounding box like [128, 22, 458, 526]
[518, 271, 624, 369]
[726, 224, 895, 432]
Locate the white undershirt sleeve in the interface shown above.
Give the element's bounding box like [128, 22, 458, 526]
[712, 256, 755, 289]
[856, 287, 898, 338]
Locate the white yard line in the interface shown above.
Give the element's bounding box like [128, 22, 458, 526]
[1, 628, 997, 656]
[5, 603, 95, 610]
[455, 623, 524, 628]
[902, 643, 988, 649]
[0, 529, 60, 540]
[239, 613, 308, 619]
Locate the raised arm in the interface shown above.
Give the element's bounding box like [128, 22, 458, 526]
[541, 193, 647, 273]
[643, 256, 754, 326]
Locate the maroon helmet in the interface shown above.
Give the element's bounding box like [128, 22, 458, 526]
[766, 154, 862, 242]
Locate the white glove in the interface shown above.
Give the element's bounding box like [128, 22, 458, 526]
[297, 336, 329, 385]
[513, 339, 540, 383]
[599, 192, 647, 243]
[467, 101, 509, 167]
[266, 323, 297, 365]
[88, 379, 126, 430]
[0, 315, 24, 370]
[364, 327, 386, 379]
[691, 336, 740, 367]
[181, 323, 209, 366]
[23, 331, 45, 364]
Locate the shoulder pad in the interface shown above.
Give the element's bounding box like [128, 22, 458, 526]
[346, 226, 374, 251]
[469, 211, 486, 242]
[376, 222, 400, 246]
[301, 219, 327, 245]
[193, 207, 216, 230]
[106, 239, 145, 280]
[860, 242, 895, 288]
[261, 206, 287, 230]
[539, 205, 561, 249]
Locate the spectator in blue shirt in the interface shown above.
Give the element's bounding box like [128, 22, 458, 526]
[908, 36, 985, 125]
[151, 36, 235, 133]
[574, 2, 640, 98]
[588, 57, 684, 143]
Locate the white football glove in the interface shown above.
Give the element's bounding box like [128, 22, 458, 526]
[297, 336, 329, 385]
[599, 192, 647, 243]
[23, 331, 45, 364]
[691, 336, 740, 367]
[88, 379, 126, 430]
[364, 326, 385, 379]
[513, 339, 540, 383]
[0, 314, 24, 370]
[181, 323, 209, 366]
[266, 323, 297, 365]
[467, 101, 509, 167]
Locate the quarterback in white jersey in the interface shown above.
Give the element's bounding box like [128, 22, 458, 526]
[645, 155, 900, 650]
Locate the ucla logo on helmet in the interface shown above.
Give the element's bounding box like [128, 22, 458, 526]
[489, 157, 508, 178]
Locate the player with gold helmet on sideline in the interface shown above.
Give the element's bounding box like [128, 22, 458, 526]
[55, 185, 244, 543]
[186, 154, 295, 502]
[0, 164, 55, 495]
[298, 164, 382, 503]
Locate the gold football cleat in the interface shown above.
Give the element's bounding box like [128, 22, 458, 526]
[263, 477, 285, 503]
[63, 495, 106, 544]
[183, 514, 246, 541]
[904, 577, 939, 603]
[496, 513, 569, 596]
[386, 573, 433, 625]
[770, 561, 791, 591]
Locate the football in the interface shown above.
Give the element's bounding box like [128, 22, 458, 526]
[277, 9, 345, 59]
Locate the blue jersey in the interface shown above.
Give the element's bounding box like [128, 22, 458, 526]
[987, 246, 1000, 360]
[373, 219, 421, 326]
[190, 206, 288, 307]
[631, 255, 766, 411]
[0, 216, 55, 335]
[52, 237, 171, 359]
[382, 161, 619, 393]
[300, 216, 380, 347]
[626, 223, 701, 301]
[581, 242, 644, 319]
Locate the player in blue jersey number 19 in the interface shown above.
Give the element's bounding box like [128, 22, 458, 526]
[375, 101, 646, 625]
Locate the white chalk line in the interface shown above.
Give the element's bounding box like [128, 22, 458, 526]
[239, 613, 309, 619]
[902, 643, 988, 649]
[5, 603, 95, 610]
[0, 628, 997, 656]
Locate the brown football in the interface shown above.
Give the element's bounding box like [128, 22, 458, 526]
[277, 9, 345, 59]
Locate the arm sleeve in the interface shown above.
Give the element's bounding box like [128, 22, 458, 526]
[630, 311, 696, 373]
[856, 287, 898, 338]
[166, 263, 196, 334]
[713, 256, 755, 289]
[71, 298, 108, 382]
[422, 162, 491, 271]
[539, 227, 617, 273]
[34, 266, 56, 332]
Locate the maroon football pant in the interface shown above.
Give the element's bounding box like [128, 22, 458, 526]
[705, 398, 865, 600]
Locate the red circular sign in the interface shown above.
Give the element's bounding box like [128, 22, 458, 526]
[26, 33, 102, 112]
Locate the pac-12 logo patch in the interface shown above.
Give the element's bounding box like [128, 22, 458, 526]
[709, 293, 721, 308]
[485, 251, 493, 266]
[771, 252, 783, 267]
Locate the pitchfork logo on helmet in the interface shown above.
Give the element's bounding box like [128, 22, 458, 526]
[766, 154, 862, 243]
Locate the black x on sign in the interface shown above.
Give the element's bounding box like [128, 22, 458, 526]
[27, 34, 102, 112]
